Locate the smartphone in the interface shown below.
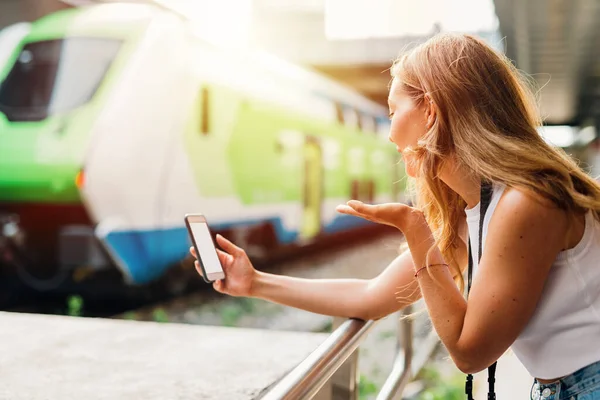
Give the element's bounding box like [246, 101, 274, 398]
[184, 214, 225, 283]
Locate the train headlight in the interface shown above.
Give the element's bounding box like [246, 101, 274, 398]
[75, 170, 85, 189]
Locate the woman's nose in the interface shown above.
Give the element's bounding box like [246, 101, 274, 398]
[388, 136, 393, 143]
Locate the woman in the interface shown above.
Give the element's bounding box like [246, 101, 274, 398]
[190, 33, 600, 399]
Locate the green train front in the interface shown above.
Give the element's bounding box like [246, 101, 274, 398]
[0, 3, 405, 290]
[0, 5, 164, 286]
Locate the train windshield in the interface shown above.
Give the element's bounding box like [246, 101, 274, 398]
[0, 37, 122, 122]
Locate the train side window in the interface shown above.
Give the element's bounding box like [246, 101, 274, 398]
[355, 110, 363, 131]
[377, 118, 391, 137]
[343, 107, 359, 131]
[351, 179, 360, 200]
[200, 86, 210, 135]
[367, 180, 375, 203]
[360, 114, 376, 133]
[335, 102, 345, 125]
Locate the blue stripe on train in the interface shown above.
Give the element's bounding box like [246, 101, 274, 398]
[103, 214, 372, 285]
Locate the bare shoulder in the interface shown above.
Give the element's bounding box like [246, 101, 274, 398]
[490, 185, 570, 254]
[497, 186, 568, 223]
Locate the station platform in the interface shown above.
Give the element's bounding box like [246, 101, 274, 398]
[0, 310, 543, 399]
[0, 311, 328, 399]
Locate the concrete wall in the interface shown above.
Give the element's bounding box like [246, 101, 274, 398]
[0, 311, 330, 399]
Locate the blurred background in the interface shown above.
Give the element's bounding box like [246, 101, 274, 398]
[0, 1, 598, 398]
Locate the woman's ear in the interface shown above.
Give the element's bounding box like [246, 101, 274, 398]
[423, 94, 436, 130]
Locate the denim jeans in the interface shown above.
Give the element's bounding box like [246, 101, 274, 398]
[530, 359, 600, 400]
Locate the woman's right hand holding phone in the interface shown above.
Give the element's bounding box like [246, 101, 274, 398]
[189, 234, 257, 297]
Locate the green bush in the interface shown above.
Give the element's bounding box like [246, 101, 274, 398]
[416, 366, 464, 400]
[123, 311, 137, 320]
[152, 308, 169, 323]
[67, 295, 84, 317]
[358, 374, 379, 399]
[220, 303, 244, 326]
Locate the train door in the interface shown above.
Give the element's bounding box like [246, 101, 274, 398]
[300, 136, 323, 239]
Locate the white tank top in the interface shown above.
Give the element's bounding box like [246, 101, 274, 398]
[465, 183, 600, 379]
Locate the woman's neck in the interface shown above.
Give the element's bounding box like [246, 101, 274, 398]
[438, 162, 481, 209]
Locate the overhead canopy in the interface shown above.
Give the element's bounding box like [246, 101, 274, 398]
[6, 0, 597, 129]
[493, 0, 600, 126]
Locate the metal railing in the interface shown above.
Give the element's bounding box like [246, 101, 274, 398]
[259, 318, 376, 400]
[259, 304, 441, 400]
[377, 310, 441, 400]
[376, 307, 414, 400]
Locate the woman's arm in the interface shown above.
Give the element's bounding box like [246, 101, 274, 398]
[251, 218, 469, 320]
[252, 249, 422, 321]
[401, 188, 566, 373]
[196, 234, 431, 321]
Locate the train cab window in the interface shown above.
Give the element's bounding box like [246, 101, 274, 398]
[200, 86, 210, 135]
[0, 37, 122, 122]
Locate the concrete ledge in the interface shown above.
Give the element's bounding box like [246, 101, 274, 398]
[0, 311, 329, 399]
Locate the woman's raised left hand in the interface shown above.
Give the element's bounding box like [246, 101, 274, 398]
[336, 200, 422, 231]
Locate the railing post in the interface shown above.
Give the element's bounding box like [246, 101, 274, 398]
[330, 317, 359, 400]
[376, 306, 414, 400]
[312, 381, 333, 400]
[398, 306, 413, 368]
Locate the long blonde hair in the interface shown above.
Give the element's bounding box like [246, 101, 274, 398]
[391, 33, 600, 292]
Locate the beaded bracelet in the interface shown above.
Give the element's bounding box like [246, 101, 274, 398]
[414, 263, 449, 278]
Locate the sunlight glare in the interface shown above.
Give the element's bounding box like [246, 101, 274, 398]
[325, 0, 498, 40]
[155, 0, 253, 49]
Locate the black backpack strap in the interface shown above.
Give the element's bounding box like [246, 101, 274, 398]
[487, 361, 497, 400]
[465, 182, 496, 400]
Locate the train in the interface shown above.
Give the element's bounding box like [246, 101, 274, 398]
[0, 2, 406, 293]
